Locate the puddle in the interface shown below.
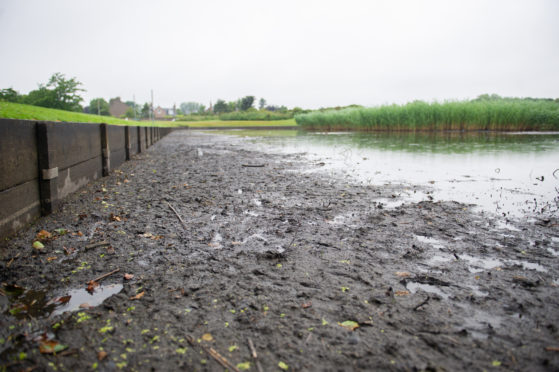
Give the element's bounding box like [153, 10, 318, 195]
[406, 281, 449, 299]
[415, 235, 445, 249]
[495, 220, 521, 232]
[425, 254, 453, 266]
[51, 284, 123, 316]
[459, 254, 502, 271]
[461, 309, 503, 339]
[547, 247, 559, 257]
[459, 254, 547, 273]
[3, 283, 123, 319]
[209, 232, 223, 249]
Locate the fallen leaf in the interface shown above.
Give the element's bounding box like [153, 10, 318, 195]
[86, 281, 99, 294]
[54, 228, 68, 235]
[237, 362, 251, 370]
[338, 320, 359, 331]
[47, 296, 71, 306]
[395, 271, 411, 277]
[47, 256, 57, 261]
[492, 360, 501, 367]
[98, 351, 108, 360]
[36, 230, 52, 242]
[39, 340, 68, 354]
[63, 246, 76, 255]
[124, 273, 134, 280]
[79, 303, 91, 309]
[33, 241, 45, 250]
[395, 290, 410, 296]
[110, 214, 122, 222]
[545, 346, 559, 352]
[201, 333, 213, 342]
[302, 301, 312, 309]
[130, 291, 145, 300]
[76, 231, 84, 237]
[278, 361, 289, 370]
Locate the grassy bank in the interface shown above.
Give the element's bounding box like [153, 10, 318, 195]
[185, 119, 297, 127]
[0, 102, 178, 127]
[295, 99, 559, 131]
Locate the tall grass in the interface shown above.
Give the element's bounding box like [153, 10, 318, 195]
[295, 99, 559, 131]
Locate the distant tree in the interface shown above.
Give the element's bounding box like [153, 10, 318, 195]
[23, 73, 84, 111]
[259, 98, 266, 110]
[141, 103, 150, 119]
[89, 98, 110, 116]
[0, 88, 21, 102]
[213, 99, 229, 114]
[240, 96, 255, 111]
[180, 102, 202, 115]
[198, 104, 206, 114]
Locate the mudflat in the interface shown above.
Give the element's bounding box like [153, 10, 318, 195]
[1, 130, 558, 371]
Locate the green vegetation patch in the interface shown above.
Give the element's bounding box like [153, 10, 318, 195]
[0, 102, 178, 127]
[295, 96, 559, 132]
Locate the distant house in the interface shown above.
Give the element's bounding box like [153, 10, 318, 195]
[154, 106, 176, 119]
[109, 97, 130, 117]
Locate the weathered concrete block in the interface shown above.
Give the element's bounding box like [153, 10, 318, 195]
[0, 119, 38, 191]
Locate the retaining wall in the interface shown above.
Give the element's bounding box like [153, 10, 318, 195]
[0, 119, 174, 238]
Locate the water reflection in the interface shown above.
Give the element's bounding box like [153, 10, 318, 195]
[218, 130, 559, 218]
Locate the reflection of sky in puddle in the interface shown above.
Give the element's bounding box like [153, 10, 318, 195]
[243, 131, 559, 218]
[415, 235, 445, 249]
[406, 281, 449, 299]
[424, 253, 547, 273]
[52, 284, 123, 316]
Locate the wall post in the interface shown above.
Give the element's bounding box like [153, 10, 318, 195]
[101, 123, 110, 176]
[36, 122, 58, 215]
[125, 126, 131, 160]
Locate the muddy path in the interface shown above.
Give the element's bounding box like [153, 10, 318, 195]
[1, 130, 559, 371]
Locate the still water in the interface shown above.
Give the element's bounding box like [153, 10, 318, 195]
[215, 130, 559, 219]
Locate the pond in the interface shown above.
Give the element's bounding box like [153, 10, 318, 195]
[210, 130, 559, 219]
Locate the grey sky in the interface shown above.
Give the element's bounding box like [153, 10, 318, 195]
[1, 0, 558, 109]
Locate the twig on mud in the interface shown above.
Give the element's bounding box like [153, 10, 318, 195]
[286, 221, 301, 252]
[89, 268, 120, 284]
[187, 335, 240, 372]
[84, 241, 110, 251]
[247, 338, 264, 372]
[6, 252, 20, 268]
[413, 295, 430, 311]
[167, 202, 188, 230]
[242, 164, 266, 167]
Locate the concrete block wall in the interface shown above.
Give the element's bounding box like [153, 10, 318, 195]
[0, 119, 174, 238]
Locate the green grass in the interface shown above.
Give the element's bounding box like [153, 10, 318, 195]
[295, 99, 559, 132]
[184, 119, 297, 127]
[0, 102, 177, 127]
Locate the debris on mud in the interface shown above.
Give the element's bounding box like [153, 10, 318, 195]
[1, 131, 558, 371]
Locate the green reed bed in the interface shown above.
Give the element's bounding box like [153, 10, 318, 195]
[295, 99, 559, 131]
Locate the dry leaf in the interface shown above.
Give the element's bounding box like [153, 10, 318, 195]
[39, 340, 68, 354]
[124, 273, 134, 280]
[36, 230, 52, 242]
[98, 351, 108, 360]
[395, 271, 411, 277]
[202, 333, 213, 342]
[130, 291, 145, 300]
[301, 301, 312, 309]
[47, 256, 57, 262]
[338, 320, 359, 331]
[86, 280, 99, 294]
[545, 346, 559, 352]
[79, 303, 91, 309]
[395, 290, 410, 296]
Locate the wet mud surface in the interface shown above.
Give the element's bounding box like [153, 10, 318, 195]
[1, 130, 559, 371]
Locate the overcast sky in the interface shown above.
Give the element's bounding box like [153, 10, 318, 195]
[1, 0, 558, 109]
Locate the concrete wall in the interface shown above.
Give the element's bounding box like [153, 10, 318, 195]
[0, 119, 174, 238]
